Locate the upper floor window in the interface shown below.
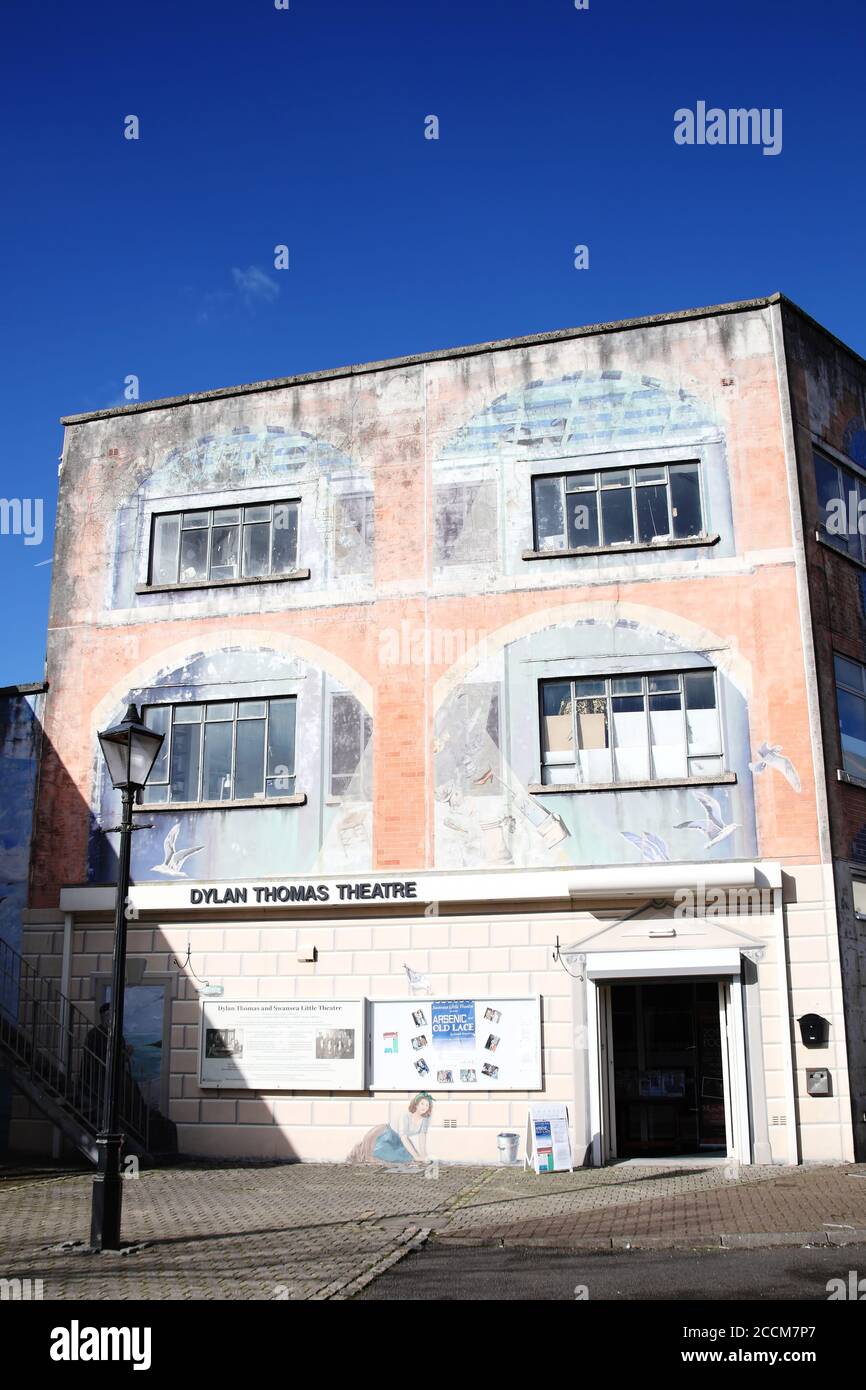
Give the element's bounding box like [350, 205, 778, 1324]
[532, 462, 703, 554]
[540, 670, 721, 785]
[141, 697, 297, 804]
[815, 450, 866, 563]
[149, 501, 299, 586]
[834, 654, 866, 780]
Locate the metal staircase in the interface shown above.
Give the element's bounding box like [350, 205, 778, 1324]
[0, 938, 153, 1164]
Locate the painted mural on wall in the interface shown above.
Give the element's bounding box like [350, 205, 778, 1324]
[346, 1093, 433, 1167]
[427, 366, 762, 870]
[430, 370, 735, 579]
[89, 646, 373, 883]
[110, 425, 374, 611]
[432, 610, 760, 870]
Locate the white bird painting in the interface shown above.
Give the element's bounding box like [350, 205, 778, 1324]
[404, 963, 431, 996]
[151, 822, 204, 878]
[620, 830, 670, 863]
[674, 789, 739, 849]
[748, 741, 801, 793]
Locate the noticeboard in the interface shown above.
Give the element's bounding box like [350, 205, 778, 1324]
[369, 996, 542, 1091]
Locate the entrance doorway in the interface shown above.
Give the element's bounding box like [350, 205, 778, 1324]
[608, 981, 728, 1158]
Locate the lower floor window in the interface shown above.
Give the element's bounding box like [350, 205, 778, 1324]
[141, 698, 297, 803]
[540, 671, 722, 785]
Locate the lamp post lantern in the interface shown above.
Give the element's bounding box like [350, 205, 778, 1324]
[90, 703, 164, 1251]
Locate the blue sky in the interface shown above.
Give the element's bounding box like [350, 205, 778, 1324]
[0, 0, 862, 684]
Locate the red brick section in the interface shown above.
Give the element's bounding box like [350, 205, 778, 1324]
[438, 1165, 866, 1246]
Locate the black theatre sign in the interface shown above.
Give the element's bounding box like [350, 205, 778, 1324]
[189, 880, 420, 906]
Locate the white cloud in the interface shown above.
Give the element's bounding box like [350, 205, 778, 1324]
[230, 265, 280, 308]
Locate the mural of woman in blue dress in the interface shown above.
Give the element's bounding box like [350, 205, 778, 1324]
[346, 1093, 433, 1166]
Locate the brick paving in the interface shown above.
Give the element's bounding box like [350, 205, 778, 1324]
[1, 1160, 865, 1299]
[437, 1162, 866, 1248]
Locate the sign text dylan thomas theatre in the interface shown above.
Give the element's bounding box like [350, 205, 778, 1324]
[189, 880, 420, 905]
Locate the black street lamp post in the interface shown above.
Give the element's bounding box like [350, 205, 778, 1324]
[90, 703, 164, 1251]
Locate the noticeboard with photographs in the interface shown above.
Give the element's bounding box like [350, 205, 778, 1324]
[369, 996, 542, 1091]
[199, 998, 365, 1090]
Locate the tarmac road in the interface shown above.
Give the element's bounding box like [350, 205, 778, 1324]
[356, 1239, 866, 1301]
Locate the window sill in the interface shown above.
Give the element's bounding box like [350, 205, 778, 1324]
[837, 769, 866, 791]
[134, 794, 307, 812]
[521, 534, 719, 562]
[135, 569, 311, 596]
[527, 772, 736, 795]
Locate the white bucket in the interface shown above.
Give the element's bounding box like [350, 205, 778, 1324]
[497, 1131, 520, 1164]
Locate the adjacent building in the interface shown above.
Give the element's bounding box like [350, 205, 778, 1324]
[10, 293, 866, 1166]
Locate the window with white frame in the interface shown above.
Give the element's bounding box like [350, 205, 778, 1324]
[852, 876, 866, 919]
[815, 450, 866, 562]
[834, 653, 866, 779]
[532, 462, 704, 554]
[539, 670, 722, 786]
[149, 501, 300, 586]
[141, 698, 297, 803]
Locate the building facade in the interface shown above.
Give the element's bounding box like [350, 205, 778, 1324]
[12, 294, 866, 1165]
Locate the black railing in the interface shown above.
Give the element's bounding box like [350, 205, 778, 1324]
[0, 937, 150, 1153]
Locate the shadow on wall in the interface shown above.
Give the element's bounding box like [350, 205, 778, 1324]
[0, 687, 47, 1153]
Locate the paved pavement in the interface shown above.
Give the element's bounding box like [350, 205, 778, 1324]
[1, 1159, 865, 1299]
[356, 1240, 866, 1301]
[435, 1161, 866, 1249]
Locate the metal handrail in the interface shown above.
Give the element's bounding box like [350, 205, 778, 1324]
[0, 937, 150, 1151]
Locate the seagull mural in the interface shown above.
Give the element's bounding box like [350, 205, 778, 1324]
[151, 822, 204, 878]
[675, 789, 739, 849]
[404, 963, 432, 996]
[620, 830, 671, 863]
[749, 741, 802, 793]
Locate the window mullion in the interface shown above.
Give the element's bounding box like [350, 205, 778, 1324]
[569, 680, 578, 780]
[167, 710, 175, 801]
[643, 675, 653, 779]
[197, 709, 205, 803]
[263, 700, 270, 796]
[230, 708, 238, 801]
[679, 674, 689, 773]
[205, 511, 214, 581]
